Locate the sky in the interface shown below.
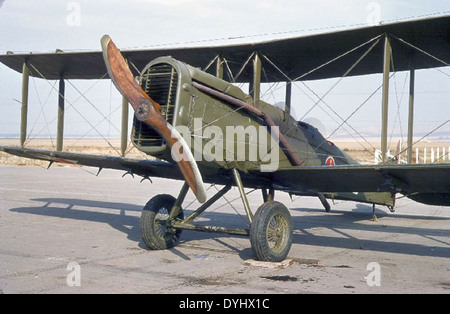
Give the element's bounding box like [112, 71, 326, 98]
[0, 0, 449, 145]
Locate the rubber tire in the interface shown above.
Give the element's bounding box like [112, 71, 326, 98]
[140, 194, 184, 250]
[250, 201, 293, 262]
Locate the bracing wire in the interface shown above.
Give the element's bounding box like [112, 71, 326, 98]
[260, 36, 384, 159]
[28, 63, 121, 156]
[384, 35, 450, 162]
[25, 72, 109, 144]
[25, 79, 57, 148]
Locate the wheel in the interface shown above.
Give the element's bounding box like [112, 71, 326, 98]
[140, 194, 184, 250]
[250, 201, 293, 262]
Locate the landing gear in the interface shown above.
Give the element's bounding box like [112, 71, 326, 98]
[140, 194, 184, 250]
[250, 202, 293, 262]
[140, 171, 294, 262]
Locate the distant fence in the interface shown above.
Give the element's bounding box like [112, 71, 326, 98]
[375, 143, 450, 165]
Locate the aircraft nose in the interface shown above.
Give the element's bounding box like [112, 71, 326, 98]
[101, 35, 207, 204]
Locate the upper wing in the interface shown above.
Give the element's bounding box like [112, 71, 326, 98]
[260, 163, 450, 195]
[0, 146, 184, 181]
[1, 15, 449, 82]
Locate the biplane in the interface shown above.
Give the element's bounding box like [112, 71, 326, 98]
[1, 16, 450, 262]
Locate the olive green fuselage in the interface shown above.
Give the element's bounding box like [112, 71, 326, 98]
[131, 57, 394, 207]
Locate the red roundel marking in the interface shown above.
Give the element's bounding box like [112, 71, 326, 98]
[325, 157, 335, 166]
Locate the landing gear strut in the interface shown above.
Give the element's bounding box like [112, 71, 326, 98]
[140, 170, 294, 262]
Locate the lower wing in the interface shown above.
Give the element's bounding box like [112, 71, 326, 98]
[257, 164, 450, 206]
[2, 146, 450, 207]
[0, 146, 183, 181]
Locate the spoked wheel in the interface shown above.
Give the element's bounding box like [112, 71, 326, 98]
[250, 201, 293, 262]
[140, 194, 184, 250]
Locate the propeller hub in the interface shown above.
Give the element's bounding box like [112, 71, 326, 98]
[136, 100, 152, 121]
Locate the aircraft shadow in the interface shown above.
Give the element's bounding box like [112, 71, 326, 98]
[293, 203, 450, 221]
[9, 198, 450, 260]
[289, 204, 450, 258]
[10, 198, 246, 250]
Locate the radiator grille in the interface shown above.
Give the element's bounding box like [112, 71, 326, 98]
[132, 63, 178, 148]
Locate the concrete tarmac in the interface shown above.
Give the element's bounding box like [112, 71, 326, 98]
[0, 165, 449, 294]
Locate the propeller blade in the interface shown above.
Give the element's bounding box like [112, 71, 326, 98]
[101, 35, 206, 203]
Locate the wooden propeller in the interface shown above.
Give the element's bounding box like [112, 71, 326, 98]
[101, 35, 206, 203]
